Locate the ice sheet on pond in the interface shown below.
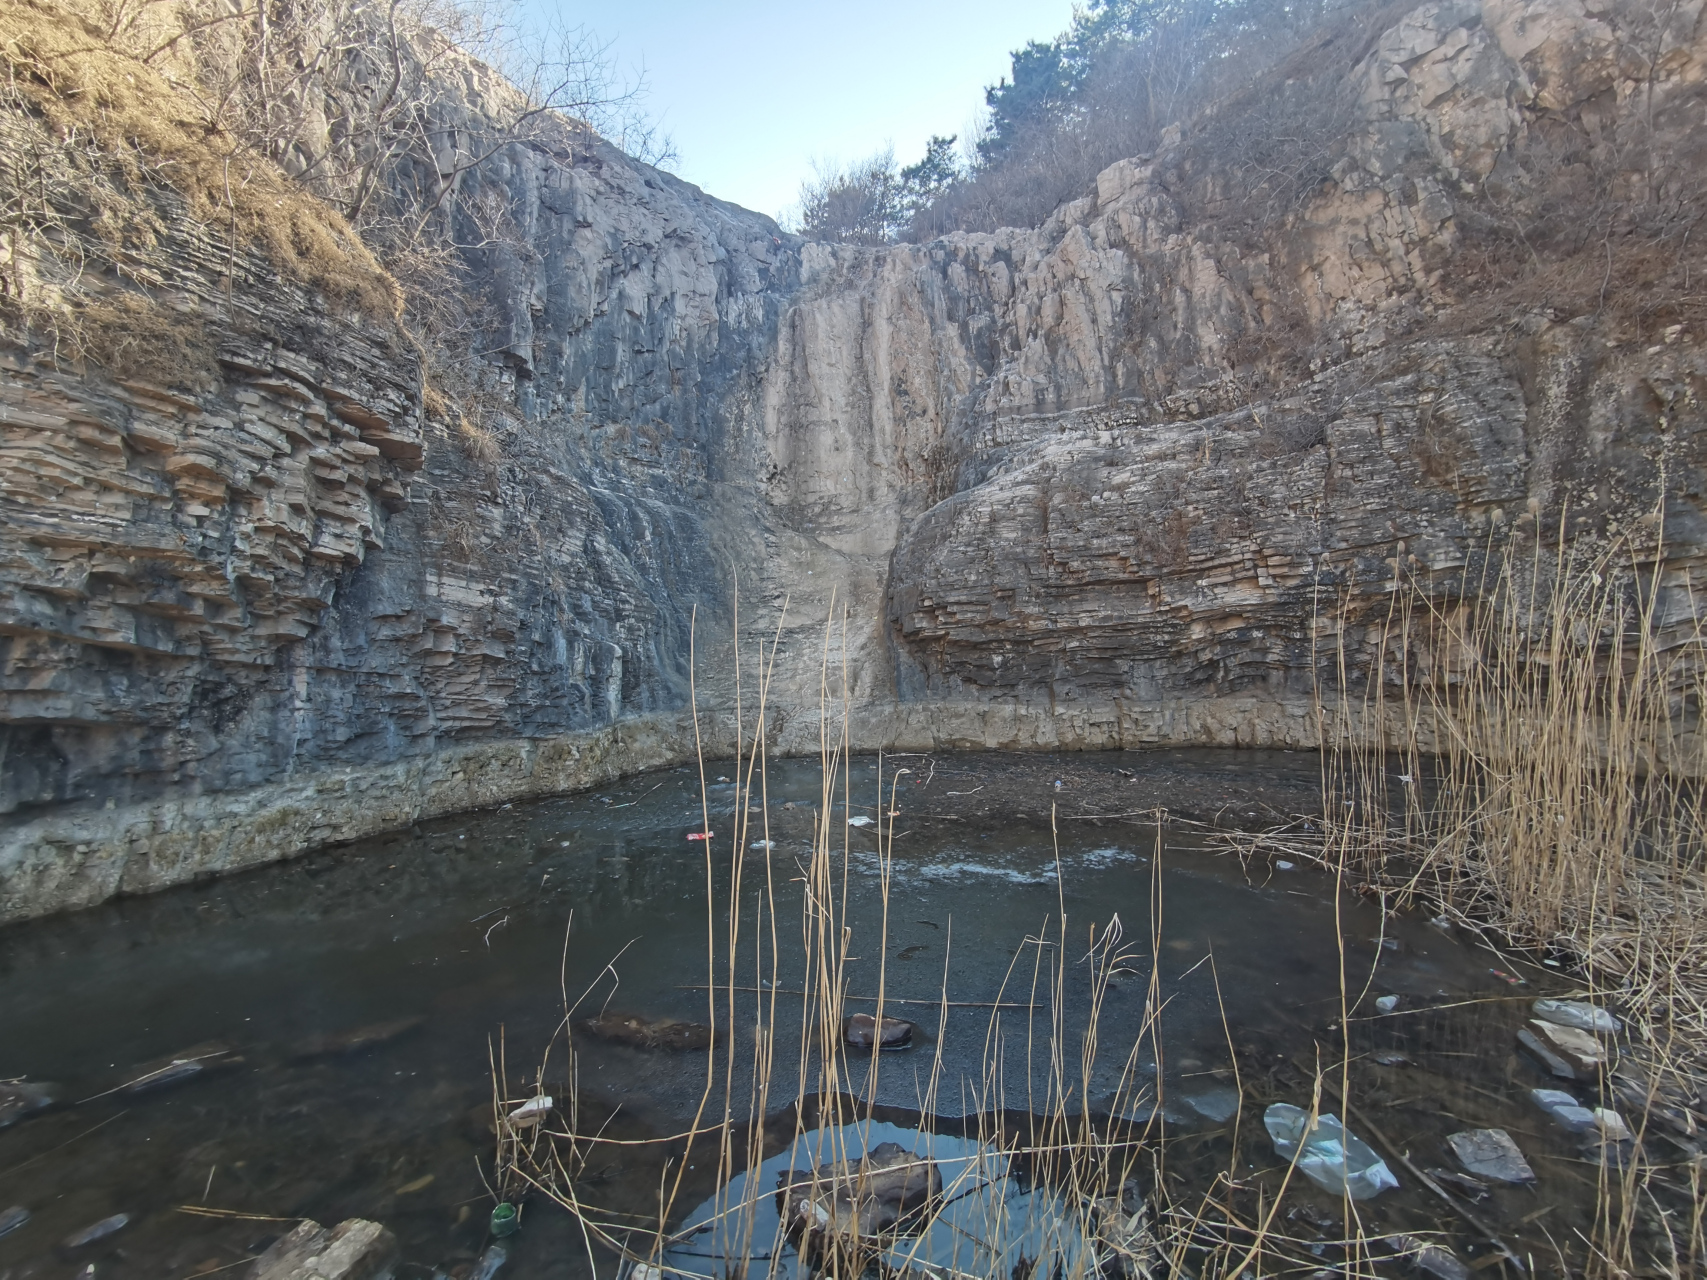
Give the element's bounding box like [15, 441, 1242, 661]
[657, 1121, 1089, 1280]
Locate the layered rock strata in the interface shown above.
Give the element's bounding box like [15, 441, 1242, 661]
[3, 0, 1704, 920]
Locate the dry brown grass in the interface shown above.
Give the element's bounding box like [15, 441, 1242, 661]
[1282, 504, 1707, 1276]
[0, 0, 398, 318]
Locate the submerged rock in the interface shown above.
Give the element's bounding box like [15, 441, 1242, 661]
[1424, 1168, 1489, 1202]
[0, 1081, 57, 1128]
[248, 1217, 398, 1280]
[62, 1214, 129, 1250]
[1181, 1088, 1241, 1124]
[119, 1041, 241, 1094]
[289, 1016, 424, 1061]
[1446, 1129, 1535, 1184]
[578, 1012, 714, 1051]
[843, 1013, 915, 1050]
[1533, 998, 1621, 1036]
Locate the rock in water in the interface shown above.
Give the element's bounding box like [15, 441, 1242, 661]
[61, 1214, 129, 1249]
[578, 1012, 714, 1051]
[843, 1013, 915, 1050]
[119, 1042, 241, 1094]
[247, 1218, 398, 1280]
[1533, 998, 1621, 1035]
[289, 1017, 424, 1061]
[1181, 1088, 1241, 1123]
[1446, 1129, 1535, 1184]
[0, 1081, 57, 1128]
[776, 1141, 943, 1255]
[1519, 1019, 1608, 1079]
[1423, 1169, 1490, 1202]
[1531, 1088, 1597, 1133]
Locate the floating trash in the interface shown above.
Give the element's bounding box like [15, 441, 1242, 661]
[507, 1096, 552, 1127]
[1374, 995, 1399, 1013]
[1263, 1104, 1398, 1200]
[847, 816, 875, 828]
[658, 1121, 1088, 1280]
[686, 831, 713, 842]
[490, 1202, 520, 1238]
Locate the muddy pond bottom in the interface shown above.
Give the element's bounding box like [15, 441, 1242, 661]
[0, 752, 1601, 1278]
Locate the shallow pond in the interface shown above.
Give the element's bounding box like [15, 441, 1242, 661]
[0, 751, 1608, 1279]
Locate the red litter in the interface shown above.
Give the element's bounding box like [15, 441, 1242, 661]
[687, 831, 713, 842]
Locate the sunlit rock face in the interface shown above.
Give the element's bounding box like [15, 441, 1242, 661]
[3, 0, 1704, 917]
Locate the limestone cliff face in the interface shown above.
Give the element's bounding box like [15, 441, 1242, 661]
[3, 0, 1704, 919]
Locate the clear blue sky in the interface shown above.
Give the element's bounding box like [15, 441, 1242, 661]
[519, 0, 1077, 223]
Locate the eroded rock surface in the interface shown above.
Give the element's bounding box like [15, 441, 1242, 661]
[4, 0, 1705, 919]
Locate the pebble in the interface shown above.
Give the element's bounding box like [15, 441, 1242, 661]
[1446, 1129, 1535, 1184]
[0, 1205, 29, 1238]
[62, 1214, 129, 1249]
[1533, 998, 1621, 1035]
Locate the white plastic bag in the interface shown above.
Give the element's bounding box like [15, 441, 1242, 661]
[1264, 1103, 1399, 1200]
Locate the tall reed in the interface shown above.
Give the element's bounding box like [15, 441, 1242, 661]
[1310, 504, 1707, 1277]
[490, 597, 1355, 1280]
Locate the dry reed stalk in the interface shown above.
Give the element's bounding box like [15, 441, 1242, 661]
[1278, 502, 1707, 1276]
[495, 593, 1404, 1280]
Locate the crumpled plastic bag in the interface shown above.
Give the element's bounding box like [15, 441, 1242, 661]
[1264, 1103, 1400, 1200]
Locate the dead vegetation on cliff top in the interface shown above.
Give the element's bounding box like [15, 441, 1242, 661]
[0, 0, 398, 318]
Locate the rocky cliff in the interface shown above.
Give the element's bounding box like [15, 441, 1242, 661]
[3, 0, 1704, 920]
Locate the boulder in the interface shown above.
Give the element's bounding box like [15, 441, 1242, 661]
[578, 1012, 714, 1051]
[248, 1218, 398, 1280]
